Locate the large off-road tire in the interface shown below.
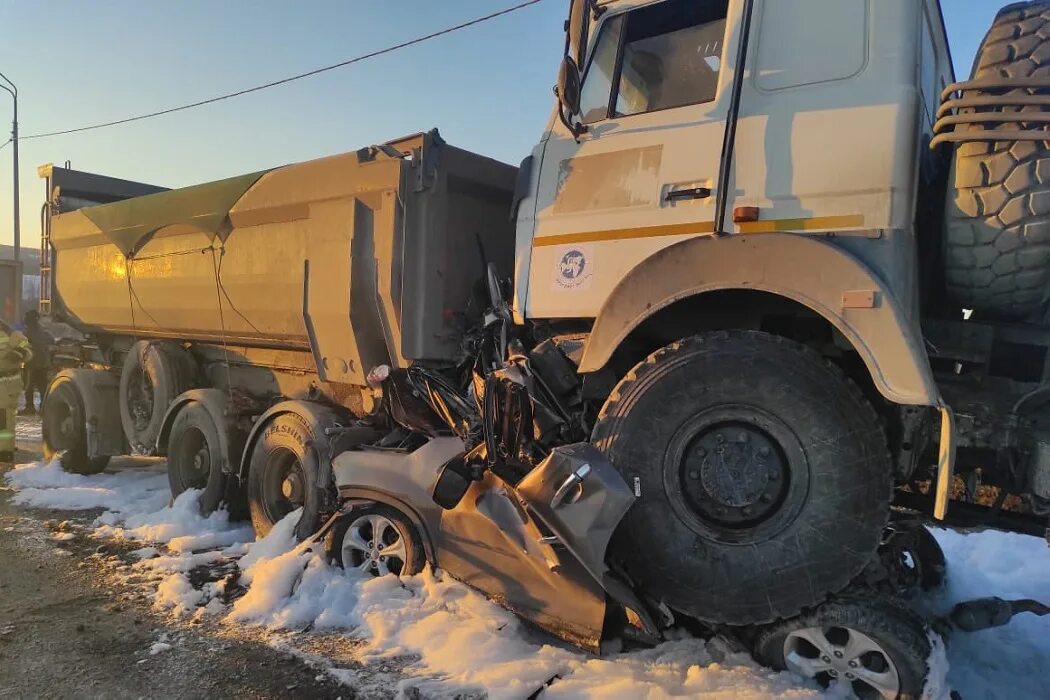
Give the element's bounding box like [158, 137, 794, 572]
[944, 2, 1050, 318]
[119, 341, 196, 453]
[592, 331, 892, 626]
[166, 401, 227, 515]
[42, 377, 111, 475]
[753, 596, 931, 700]
[246, 412, 327, 540]
[328, 504, 425, 578]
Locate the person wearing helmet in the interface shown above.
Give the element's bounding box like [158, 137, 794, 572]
[0, 319, 32, 461]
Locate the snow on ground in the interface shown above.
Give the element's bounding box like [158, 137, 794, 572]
[14, 415, 42, 442]
[4, 458, 1049, 699]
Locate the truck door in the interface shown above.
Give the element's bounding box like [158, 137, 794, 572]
[525, 0, 734, 320]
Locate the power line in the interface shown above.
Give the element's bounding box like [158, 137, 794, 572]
[22, 0, 546, 141]
[0, 138, 10, 151]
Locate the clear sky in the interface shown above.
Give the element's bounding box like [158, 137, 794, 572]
[0, 0, 1000, 247]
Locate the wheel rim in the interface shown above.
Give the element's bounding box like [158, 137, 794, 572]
[340, 513, 409, 577]
[172, 426, 210, 491]
[260, 447, 306, 523]
[126, 366, 155, 432]
[663, 405, 810, 544]
[783, 626, 901, 699]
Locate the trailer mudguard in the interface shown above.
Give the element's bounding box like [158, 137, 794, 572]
[50, 369, 125, 458]
[577, 233, 940, 407]
[236, 399, 349, 484]
[157, 388, 242, 476]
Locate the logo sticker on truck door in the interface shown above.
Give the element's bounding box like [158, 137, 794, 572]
[555, 246, 594, 290]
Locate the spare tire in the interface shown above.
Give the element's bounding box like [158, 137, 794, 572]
[119, 341, 196, 453]
[944, 2, 1050, 318]
[592, 331, 892, 626]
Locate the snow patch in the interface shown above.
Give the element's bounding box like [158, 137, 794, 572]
[6, 457, 1050, 698]
[931, 528, 1050, 700]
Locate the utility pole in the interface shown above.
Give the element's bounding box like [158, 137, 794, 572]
[0, 71, 19, 322]
[0, 71, 17, 265]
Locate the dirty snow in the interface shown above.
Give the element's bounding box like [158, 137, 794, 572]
[5, 458, 1049, 698]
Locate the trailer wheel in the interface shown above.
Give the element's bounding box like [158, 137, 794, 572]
[592, 331, 891, 626]
[42, 378, 110, 475]
[328, 504, 424, 578]
[753, 596, 930, 699]
[119, 341, 195, 454]
[943, 2, 1050, 318]
[246, 412, 325, 539]
[166, 401, 227, 515]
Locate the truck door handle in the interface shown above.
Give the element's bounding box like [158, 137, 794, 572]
[664, 187, 712, 202]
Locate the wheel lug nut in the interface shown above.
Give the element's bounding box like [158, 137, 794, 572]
[848, 660, 857, 668]
[827, 669, 838, 677]
[821, 656, 831, 663]
[715, 434, 725, 444]
[845, 672, 855, 680]
[833, 651, 843, 658]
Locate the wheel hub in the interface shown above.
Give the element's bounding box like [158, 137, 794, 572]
[783, 625, 901, 698]
[683, 422, 788, 527]
[281, 472, 305, 503]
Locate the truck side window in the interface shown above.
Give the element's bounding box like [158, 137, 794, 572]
[578, 0, 728, 124]
[579, 14, 625, 124]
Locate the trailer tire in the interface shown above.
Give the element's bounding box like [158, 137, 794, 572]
[246, 412, 326, 540]
[592, 331, 891, 626]
[166, 401, 227, 515]
[119, 341, 195, 454]
[753, 596, 930, 699]
[944, 2, 1050, 318]
[42, 379, 110, 475]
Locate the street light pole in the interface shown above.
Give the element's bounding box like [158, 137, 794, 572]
[0, 71, 17, 266]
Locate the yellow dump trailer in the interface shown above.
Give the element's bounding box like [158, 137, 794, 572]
[38, 130, 516, 481]
[43, 130, 516, 386]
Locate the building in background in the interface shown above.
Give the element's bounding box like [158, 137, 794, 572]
[0, 244, 41, 323]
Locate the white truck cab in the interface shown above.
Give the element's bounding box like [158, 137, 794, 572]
[516, 0, 953, 329]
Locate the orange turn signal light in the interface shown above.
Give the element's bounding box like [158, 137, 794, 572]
[733, 206, 761, 223]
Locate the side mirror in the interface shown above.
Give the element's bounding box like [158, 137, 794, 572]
[557, 56, 582, 117]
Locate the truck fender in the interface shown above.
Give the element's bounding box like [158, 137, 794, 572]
[50, 369, 125, 458]
[156, 388, 243, 476]
[236, 400, 350, 486]
[577, 233, 940, 407]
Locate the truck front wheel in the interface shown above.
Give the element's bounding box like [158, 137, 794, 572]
[592, 331, 892, 626]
